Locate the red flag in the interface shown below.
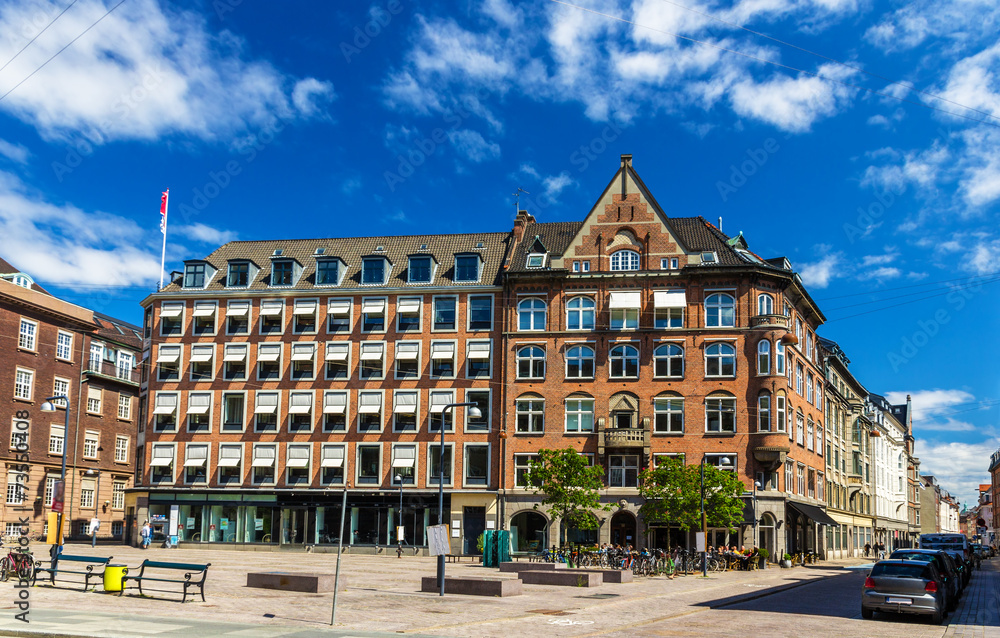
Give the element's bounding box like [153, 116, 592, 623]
[159, 189, 169, 234]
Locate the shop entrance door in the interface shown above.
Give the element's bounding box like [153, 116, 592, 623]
[463, 507, 486, 554]
[281, 508, 312, 545]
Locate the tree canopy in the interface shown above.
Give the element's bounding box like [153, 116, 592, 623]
[523, 448, 610, 542]
[638, 458, 745, 531]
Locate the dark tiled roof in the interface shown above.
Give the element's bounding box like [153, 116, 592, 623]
[506, 221, 583, 273]
[0, 256, 51, 295]
[93, 313, 142, 349]
[670, 217, 746, 266]
[163, 232, 511, 293]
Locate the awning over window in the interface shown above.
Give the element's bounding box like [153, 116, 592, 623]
[152, 395, 177, 415]
[254, 394, 278, 414]
[429, 392, 453, 414]
[327, 299, 351, 315]
[653, 290, 686, 308]
[288, 393, 313, 414]
[467, 342, 491, 359]
[218, 446, 241, 467]
[291, 344, 315, 361]
[156, 346, 180, 363]
[393, 392, 418, 414]
[257, 345, 281, 362]
[431, 342, 455, 359]
[321, 446, 345, 468]
[184, 445, 208, 466]
[293, 301, 317, 315]
[251, 447, 275, 467]
[186, 394, 211, 414]
[326, 342, 350, 361]
[223, 345, 247, 361]
[357, 393, 382, 414]
[323, 393, 347, 414]
[227, 301, 250, 316]
[149, 446, 174, 466]
[361, 299, 385, 314]
[160, 303, 183, 318]
[397, 298, 420, 313]
[189, 346, 214, 362]
[609, 291, 641, 309]
[192, 302, 216, 317]
[359, 343, 384, 360]
[286, 446, 310, 468]
[395, 342, 419, 360]
[787, 500, 839, 526]
[392, 446, 416, 468]
[259, 300, 283, 316]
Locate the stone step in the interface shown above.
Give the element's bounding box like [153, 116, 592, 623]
[499, 562, 566, 572]
[518, 570, 604, 587]
[420, 576, 522, 597]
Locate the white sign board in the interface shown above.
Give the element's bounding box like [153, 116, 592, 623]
[396, 526, 405, 543]
[427, 524, 450, 556]
[168, 504, 179, 536]
[695, 532, 706, 553]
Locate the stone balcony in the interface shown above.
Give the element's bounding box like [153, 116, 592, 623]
[750, 314, 790, 329]
[597, 419, 651, 455]
[752, 433, 790, 471]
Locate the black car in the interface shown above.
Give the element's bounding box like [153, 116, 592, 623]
[889, 549, 961, 609]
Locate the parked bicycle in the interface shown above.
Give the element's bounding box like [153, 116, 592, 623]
[0, 540, 34, 582]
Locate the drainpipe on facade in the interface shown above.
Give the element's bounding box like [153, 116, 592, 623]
[69, 334, 87, 540]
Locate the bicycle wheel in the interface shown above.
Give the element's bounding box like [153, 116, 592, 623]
[0, 557, 11, 583]
[16, 557, 33, 582]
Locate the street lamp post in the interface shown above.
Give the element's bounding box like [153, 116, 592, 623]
[395, 473, 403, 558]
[701, 456, 733, 578]
[41, 396, 70, 554]
[753, 480, 761, 549]
[437, 402, 481, 597]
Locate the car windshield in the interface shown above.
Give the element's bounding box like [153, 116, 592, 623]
[871, 563, 929, 579]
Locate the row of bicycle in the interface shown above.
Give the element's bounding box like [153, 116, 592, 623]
[531, 547, 763, 576]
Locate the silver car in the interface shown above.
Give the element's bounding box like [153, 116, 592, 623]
[862, 560, 947, 624]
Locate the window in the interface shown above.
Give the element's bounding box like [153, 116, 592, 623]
[428, 390, 455, 432]
[609, 344, 639, 378]
[44, 475, 57, 506]
[218, 392, 244, 433]
[184, 262, 206, 288]
[573, 261, 580, 272]
[361, 298, 386, 332]
[796, 412, 804, 445]
[396, 297, 422, 332]
[223, 344, 248, 380]
[160, 302, 184, 336]
[757, 393, 771, 432]
[654, 396, 684, 433]
[155, 345, 181, 381]
[392, 341, 419, 379]
[610, 302, 639, 330]
[705, 342, 736, 377]
[52, 378, 70, 407]
[807, 419, 814, 451]
[359, 342, 385, 379]
[362, 257, 387, 284]
[660, 258, 670, 269]
[609, 455, 639, 487]
[785, 460, 793, 493]
[706, 395, 736, 433]
[218, 444, 242, 485]
[251, 444, 276, 485]
[653, 290, 685, 328]
[358, 391, 383, 432]
[259, 299, 284, 334]
[118, 393, 132, 420]
[291, 343, 316, 380]
[516, 397, 544, 433]
[391, 444, 417, 485]
[464, 444, 489, 486]
[184, 444, 209, 484]
[316, 259, 340, 285]
[320, 444, 346, 485]
[150, 444, 175, 483]
[112, 435, 129, 463]
[795, 317, 803, 344]
[325, 342, 351, 379]
[566, 297, 595, 330]
[293, 299, 318, 333]
[429, 341, 455, 378]
[80, 484, 95, 508]
[806, 373, 814, 403]
[775, 341, 786, 375]
[192, 301, 217, 335]
[466, 341, 491, 378]
[323, 391, 348, 432]
[186, 392, 211, 432]
[566, 345, 595, 379]
[454, 255, 479, 282]
[10, 422, 27, 450]
[49, 426, 65, 455]
[56, 331, 73, 360]
[704, 293, 736, 327]
[272, 260, 294, 286]
[5, 470, 25, 505]
[756, 340, 772, 375]
[797, 464, 805, 495]
[286, 444, 312, 485]
[705, 454, 736, 471]
[565, 398, 594, 433]
[428, 444, 453, 486]
[795, 363, 804, 395]
[516, 346, 545, 379]
[86, 388, 102, 414]
[514, 454, 539, 487]
[408, 256, 432, 283]
[14, 368, 33, 400]
[254, 392, 279, 432]
[288, 392, 314, 432]
[433, 296, 457, 330]
[653, 343, 683, 378]
[256, 343, 282, 380]
[326, 299, 352, 333]
[116, 352, 134, 381]
[357, 444, 382, 485]
[526, 253, 546, 268]
[89, 342, 104, 371]
[518, 298, 547, 331]
[226, 300, 250, 335]
[610, 250, 640, 271]
[189, 344, 215, 381]
[153, 393, 178, 431]
[392, 391, 418, 432]
[806, 331, 813, 359]
[757, 294, 774, 315]
[465, 390, 490, 432]
[228, 261, 249, 287]
[468, 295, 492, 330]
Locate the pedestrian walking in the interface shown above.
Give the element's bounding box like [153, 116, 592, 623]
[140, 521, 151, 549]
[89, 516, 100, 548]
[864, 543, 871, 557]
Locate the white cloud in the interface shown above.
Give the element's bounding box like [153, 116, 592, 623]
[915, 437, 999, 507]
[0, 139, 29, 164]
[857, 266, 901, 281]
[543, 172, 574, 197]
[966, 237, 1000, 274]
[799, 253, 841, 288]
[861, 251, 898, 266]
[884, 389, 976, 424]
[0, 0, 333, 144]
[729, 64, 857, 132]
[518, 163, 541, 179]
[447, 129, 501, 163]
[172, 223, 237, 245]
[864, 0, 1000, 54]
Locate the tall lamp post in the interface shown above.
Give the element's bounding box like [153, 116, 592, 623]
[394, 473, 403, 557]
[41, 395, 70, 553]
[701, 455, 732, 578]
[753, 480, 761, 549]
[437, 402, 481, 596]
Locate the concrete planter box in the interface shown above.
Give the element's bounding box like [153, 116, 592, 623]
[420, 576, 522, 597]
[518, 570, 603, 587]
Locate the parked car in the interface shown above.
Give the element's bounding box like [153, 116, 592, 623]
[889, 549, 961, 609]
[920, 533, 971, 586]
[862, 560, 947, 624]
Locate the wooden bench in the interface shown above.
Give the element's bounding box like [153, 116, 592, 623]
[445, 554, 480, 563]
[33, 555, 112, 590]
[119, 560, 210, 602]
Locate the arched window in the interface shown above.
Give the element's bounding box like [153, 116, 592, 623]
[610, 250, 640, 271]
[796, 411, 804, 445]
[757, 392, 771, 432]
[565, 345, 595, 379]
[516, 346, 545, 379]
[775, 392, 787, 433]
[517, 298, 547, 331]
[515, 394, 545, 433]
[705, 293, 735, 327]
[654, 393, 684, 433]
[757, 293, 774, 316]
[653, 344, 683, 378]
[775, 340, 786, 375]
[706, 392, 736, 433]
[757, 340, 771, 375]
[704, 342, 735, 377]
[566, 296, 595, 331]
[609, 344, 639, 378]
[807, 418, 814, 451]
[564, 395, 595, 433]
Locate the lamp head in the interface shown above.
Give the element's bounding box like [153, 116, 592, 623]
[395, 474, 402, 482]
[468, 406, 482, 419]
[754, 481, 762, 489]
[40, 401, 56, 412]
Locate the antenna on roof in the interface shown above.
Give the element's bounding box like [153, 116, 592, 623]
[514, 187, 530, 217]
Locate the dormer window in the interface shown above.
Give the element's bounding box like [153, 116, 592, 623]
[8, 274, 31, 289]
[316, 259, 340, 286]
[227, 262, 249, 287]
[408, 256, 432, 283]
[454, 255, 480, 282]
[271, 260, 294, 286]
[610, 250, 640, 271]
[701, 251, 718, 264]
[184, 262, 207, 288]
[362, 257, 387, 285]
[526, 253, 546, 269]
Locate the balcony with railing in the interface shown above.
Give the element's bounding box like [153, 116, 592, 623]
[84, 358, 140, 386]
[597, 417, 651, 454]
[750, 314, 790, 329]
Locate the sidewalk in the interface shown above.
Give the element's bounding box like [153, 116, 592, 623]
[0, 544, 864, 637]
[943, 561, 1000, 638]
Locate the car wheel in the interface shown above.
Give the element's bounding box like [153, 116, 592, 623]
[861, 607, 873, 620]
[931, 609, 944, 625]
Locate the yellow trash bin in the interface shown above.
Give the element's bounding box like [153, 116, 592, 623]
[103, 564, 127, 592]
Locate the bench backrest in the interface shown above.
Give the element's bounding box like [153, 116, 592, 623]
[56, 555, 112, 564]
[141, 560, 210, 572]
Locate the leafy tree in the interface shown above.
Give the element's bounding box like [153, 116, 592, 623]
[638, 458, 745, 532]
[524, 448, 611, 545]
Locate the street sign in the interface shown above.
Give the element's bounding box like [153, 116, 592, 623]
[695, 532, 706, 553]
[427, 524, 450, 556]
[51, 480, 64, 513]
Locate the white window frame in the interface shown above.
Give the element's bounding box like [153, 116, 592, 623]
[393, 341, 421, 380]
[218, 443, 243, 485]
[258, 299, 285, 335]
[159, 301, 185, 336]
[704, 342, 736, 378]
[357, 390, 384, 433]
[153, 391, 179, 432]
[290, 342, 317, 381]
[467, 294, 494, 331]
[18, 318, 37, 351]
[429, 340, 456, 379]
[55, 330, 73, 360]
[515, 397, 545, 434]
[427, 442, 454, 487]
[610, 250, 640, 271]
[757, 393, 771, 432]
[654, 396, 684, 434]
[514, 453, 539, 488]
[14, 367, 33, 401]
[396, 296, 423, 332]
[429, 389, 456, 433]
[326, 298, 353, 333]
[253, 391, 281, 433]
[292, 298, 319, 334]
[356, 443, 384, 486]
[225, 299, 251, 335]
[360, 296, 387, 333]
[86, 387, 102, 415]
[320, 444, 347, 486]
[565, 344, 595, 379]
[49, 425, 65, 455]
[322, 390, 349, 433]
[288, 391, 315, 433]
[156, 344, 182, 382]
[191, 300, 218, 336]
[325, 341, 352, 381]
[465, 340, 492, 379]
[390, 443, 418, 486]
[453, 254, 481, 283]
[183, 442, 210, 485]
[464, 388, 491, 433]
[705, 395, 737, 434]
[517, 298, 547, 332]
[251, 443, 277, 485]
[463, 443, 490, 488]
[653, 343, 684, 379]
[52, 378, 70, 408]
[757, 293, 774, 316]
[564, 397, 595, 433]
[359, 341, 386, 380]
[566, 296, 596, 331]
[223, 343, 248, 380]
[516, 345, 545, 380]
[431, 295, 458, 332]
[189, 344, 216, 382]
[285, 443, 313, 486]
[392, 389, 420, 433]
[704, 292, 736, 328]
[115, 435, 129, 463]
[361, 256, 389, 285]
[221, 391, 247, 433]
[609, 344, 639, 379]
[117, 393, 132, 421]
[186, 391, 213, 433]
[150, 443, 177, 484]
[256, 343, 283, 382]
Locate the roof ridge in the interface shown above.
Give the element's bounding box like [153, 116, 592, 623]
[215, 231, 510, 246]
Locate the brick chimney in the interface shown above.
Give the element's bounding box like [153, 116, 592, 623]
[512, 209, 534, 242]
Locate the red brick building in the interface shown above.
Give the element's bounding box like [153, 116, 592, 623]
[0, 258, 139, 543]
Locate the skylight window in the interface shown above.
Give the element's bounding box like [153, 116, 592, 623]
[526, 253, 546, 269]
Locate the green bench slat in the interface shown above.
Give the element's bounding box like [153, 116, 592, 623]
[53, 556, 111, 563]
[140, 562, 209, 572]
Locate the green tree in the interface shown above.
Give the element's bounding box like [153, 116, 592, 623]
[524, 448, 611, 545]
[638, 458, 745, 531]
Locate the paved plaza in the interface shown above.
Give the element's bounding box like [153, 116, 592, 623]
[0, 545, 997, 637]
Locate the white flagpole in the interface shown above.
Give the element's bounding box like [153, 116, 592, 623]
[159, 190, 169, 291]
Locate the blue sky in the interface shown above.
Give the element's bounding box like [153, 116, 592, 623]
[0, 0, 997, 505]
